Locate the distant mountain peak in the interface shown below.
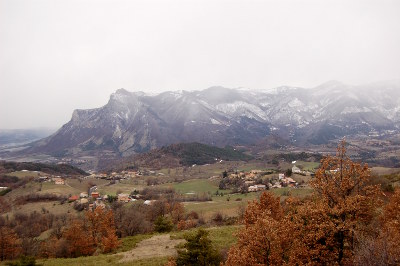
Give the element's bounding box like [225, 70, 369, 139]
[115, 88, 130, 94]
[314, 80, 348, 90]
[24, 81, 400, 161]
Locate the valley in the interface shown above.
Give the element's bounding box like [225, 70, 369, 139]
[1, 142, 399, 265]
[1, 82, 400, 265]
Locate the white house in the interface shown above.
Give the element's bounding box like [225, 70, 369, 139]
[53, 177, 65, 185]
[144, 200, 154, 205]
[292, 165, 302, 174]
[248, 184, 266, 192]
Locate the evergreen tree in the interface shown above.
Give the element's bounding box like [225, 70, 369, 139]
[176, 229, 221, 266]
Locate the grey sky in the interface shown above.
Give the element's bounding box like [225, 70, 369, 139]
[1, 0, 399, 129]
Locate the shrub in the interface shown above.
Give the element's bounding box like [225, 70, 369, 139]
[5, 256, 40, 266]
[154, 216, 173, 233]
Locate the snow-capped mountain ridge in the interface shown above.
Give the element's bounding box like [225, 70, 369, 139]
[29, 80, 400, 157]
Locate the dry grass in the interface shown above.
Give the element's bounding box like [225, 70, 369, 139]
[39, 182, 77, 196]
[97, 180, 143, 196]
[118, 234, 184, 263]
[371, 167, 400, 176]
[183, 192, 258, 219]
[7, 201, 77, 218]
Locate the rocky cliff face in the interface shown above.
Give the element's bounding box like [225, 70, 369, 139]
[29, 80, 400, 157]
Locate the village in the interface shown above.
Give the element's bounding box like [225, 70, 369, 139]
[32, 170, 157, 209]
[26, 160, 313, 214]
[219, 161, 311, 194]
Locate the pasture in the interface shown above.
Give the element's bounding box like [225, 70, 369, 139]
[36, 225, 239, 266]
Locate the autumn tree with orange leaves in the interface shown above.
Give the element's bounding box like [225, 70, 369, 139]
[225, 192, 292, 265]
[62, 219, 95, 257]
[291, 140, 382, 265]
[354, 188, 400, 265]
[85, 207, 120, 253]
[226, 140, 383, 265]
[0, 226, 22, 261]
[41, 207, 119, 258]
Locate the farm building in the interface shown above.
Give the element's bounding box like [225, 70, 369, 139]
[53, 177, 65, 185]
[248, 184, 266, 192]
[91, 192, 100, 199]
[118, 193, 130, 203]
[68, 195, 79, 202]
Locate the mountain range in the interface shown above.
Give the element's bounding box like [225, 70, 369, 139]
[20, 80, 400, 159]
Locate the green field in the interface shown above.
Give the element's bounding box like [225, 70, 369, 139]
[97, 179, 144, 196]
[183, 193, 255, 219]
[171, 225, 240, 250]
[294, 161, 320, 171]
[183, 186, 313, 219]
[272, 187, 314, 197]
[6, 170, 42, 178]
[159, 178, 229, 195]
[157, 178, 314, 219]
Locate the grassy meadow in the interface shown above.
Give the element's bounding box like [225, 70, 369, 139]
[31, 225, 239, 266]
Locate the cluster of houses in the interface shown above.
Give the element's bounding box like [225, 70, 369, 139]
[89, 170, 164, 181]
[270, 173, 297, 188]
[66, 186, 155, 210]
[68, 191, 90, 204]
[228, 169, 266, 180]
[34, 170, 158, 210]
[227, 169, 301, 192]
[38, 175, 66, 185]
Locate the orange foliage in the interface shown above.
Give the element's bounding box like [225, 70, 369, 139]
[225, 141, 385, 266]
[226, 192, 292, 265]
[165, 257, 177, 266]
[177, 219, 197, 231]
[177, 220, 186, 231]
[295, 140, 382, 264]
[85, 207, 120, 253]
[379, 189, 400, 261]
[102, 228, 120, 253]
[63, 219, 95, 257]
[170, 202, 186, 224]
[0, 226, 21, 261]
[41, 207, 120, 258]
[354, 189, 400, 265]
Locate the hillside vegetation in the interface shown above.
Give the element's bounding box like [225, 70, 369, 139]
[0, 161, 88, 176]
[118, 142, 252, 170]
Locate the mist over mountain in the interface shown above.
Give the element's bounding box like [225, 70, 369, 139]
[0, 128, 56, 147]
[23, 80, 400, 158]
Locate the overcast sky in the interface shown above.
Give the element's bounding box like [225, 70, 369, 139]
[0, 0, 399, 129]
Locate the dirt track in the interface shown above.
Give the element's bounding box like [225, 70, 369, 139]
[118, 234, 185, 262]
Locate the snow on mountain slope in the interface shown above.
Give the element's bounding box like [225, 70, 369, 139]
[26, 81, 400, 157]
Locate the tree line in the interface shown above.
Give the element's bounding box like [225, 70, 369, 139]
[0, 194, 205, 262]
